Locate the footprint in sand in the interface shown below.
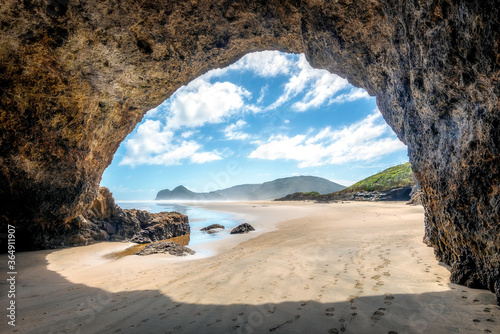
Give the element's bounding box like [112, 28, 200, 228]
[384, 293, 395, 305]
[371, 308, 386, 322]
[348, 295, 358, 303]
[325, 307, 335, 317]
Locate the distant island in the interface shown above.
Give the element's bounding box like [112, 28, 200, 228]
[155, 176, 346, 201]
[276, 162, 418, 202]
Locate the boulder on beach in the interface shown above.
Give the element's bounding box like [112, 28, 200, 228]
[200, 224, 225, 231]
[135, 241, 195, 256]
[130, 233, 152, 244]
[230, 223, 255, 234]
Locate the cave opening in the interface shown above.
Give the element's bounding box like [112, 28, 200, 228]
[100, 51, 409, 204]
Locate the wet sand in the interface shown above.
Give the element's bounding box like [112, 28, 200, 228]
[2, 201, 500, 333]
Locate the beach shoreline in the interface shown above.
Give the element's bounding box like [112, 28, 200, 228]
[3, 201, 500, 333]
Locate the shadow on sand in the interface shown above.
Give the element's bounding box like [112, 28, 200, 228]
[2, 252, 499, 334]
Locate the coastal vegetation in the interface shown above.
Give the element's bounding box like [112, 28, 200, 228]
[276, 162, 415, 202]
[340, 162, 414, 193]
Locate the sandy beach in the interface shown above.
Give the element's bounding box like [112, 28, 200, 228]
[3, 201, 500, 333]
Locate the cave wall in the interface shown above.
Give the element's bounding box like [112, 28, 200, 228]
[1, 1, 499, 299]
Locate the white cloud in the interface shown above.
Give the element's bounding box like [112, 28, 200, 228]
[330, 87, 372, 104]
[267, 54, 350, 111]
[119, 120, 174, 166]
[181, 130, 196, 138]
[224, 120, 251, 140]
[248, 110, 406, 168]
[119, 120, 221, 166]
[207, 51, 294, 78]
[165, 77, 251, 129]
[257, 84, 268, 104]
[191, 151, 223, 164]
[292, 72, 350, 111]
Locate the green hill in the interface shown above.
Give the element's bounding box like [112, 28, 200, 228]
[340, 162, 414, 193]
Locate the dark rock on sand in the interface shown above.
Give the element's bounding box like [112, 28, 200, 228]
[62, 187, 190, 247]
[231, 223, 255, 234]
[135, 241, 195, 256]
[201, 224, 225, 231]
[129, 234, 152, 244]
[275, 191, 322, 202]
[407, 183, 423, 206]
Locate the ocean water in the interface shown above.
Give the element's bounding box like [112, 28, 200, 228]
[116, 201, 244, 246]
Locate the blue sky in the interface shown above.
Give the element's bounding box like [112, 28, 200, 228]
[101, 51, 408, 200]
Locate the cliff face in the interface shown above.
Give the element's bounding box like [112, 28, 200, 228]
[0, 1, 499, 300]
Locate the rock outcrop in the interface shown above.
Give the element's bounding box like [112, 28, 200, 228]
[45, 187, 191, 248]
[275, 191, 322, 202]
[407, 183, 423, 206]
[230, 223, 255, 234]
[335, 186, 414, 202]
[200, 224, 225, 231]
[0, 1, 499, 301]
[276, 187, 413, 202]
[135, 241, 195, 256]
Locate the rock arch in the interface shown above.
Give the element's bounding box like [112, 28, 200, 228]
[0, 1, 499, 300]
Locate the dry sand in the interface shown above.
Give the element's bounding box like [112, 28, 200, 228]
[2, 201, 500, 333]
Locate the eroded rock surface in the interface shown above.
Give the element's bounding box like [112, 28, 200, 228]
[42, 187, 191, 248]
[201, 224, 225, 231]
[230, 223, 255, 234]
[0, 1, 499, 301]
[135, 241, 195, 256]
